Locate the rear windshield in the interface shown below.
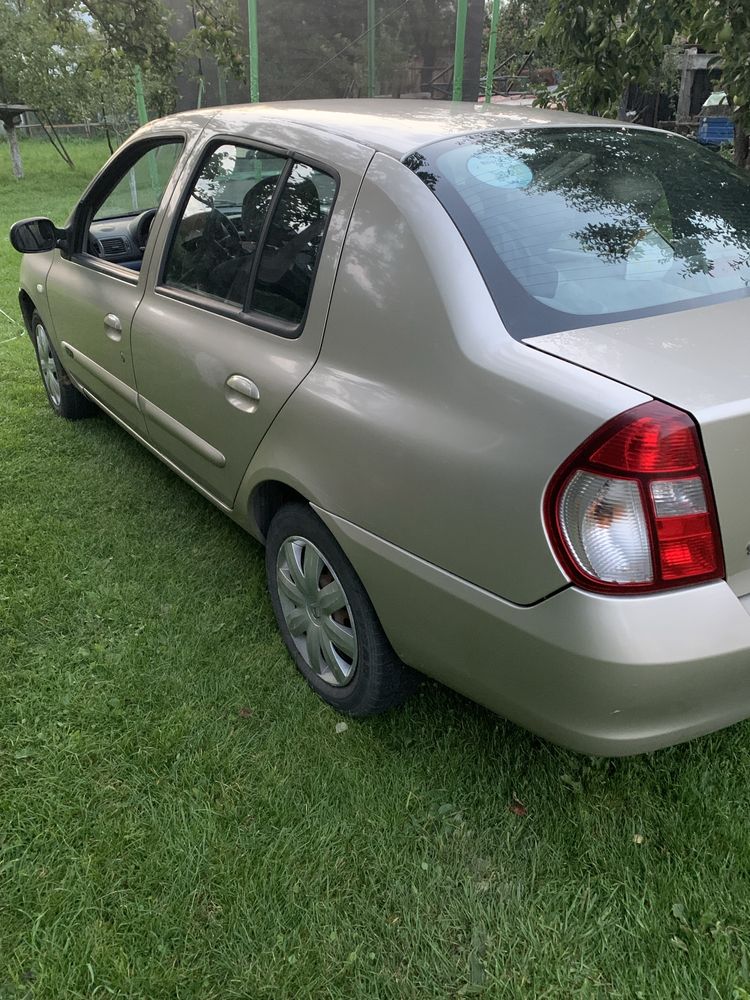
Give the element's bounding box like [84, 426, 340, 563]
[405, 127, 750, 339]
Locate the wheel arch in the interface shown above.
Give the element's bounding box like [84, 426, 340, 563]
[18, 290, 36, 335]
[249, 479, 310, 541]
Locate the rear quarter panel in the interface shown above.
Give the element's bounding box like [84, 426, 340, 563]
[239, 152, 649, 605]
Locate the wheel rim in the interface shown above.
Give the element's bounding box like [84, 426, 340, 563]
[35, 323, 61, 407]
[276, 536, 358, 687]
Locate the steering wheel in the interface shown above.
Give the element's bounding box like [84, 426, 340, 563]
[134, 208, 158, 252]
[202, 208, 242, 260]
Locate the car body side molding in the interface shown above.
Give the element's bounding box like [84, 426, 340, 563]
[138, 396, 227, 468]
[61, 340, 138, 408]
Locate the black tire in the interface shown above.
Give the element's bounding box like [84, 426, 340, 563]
[31, 310, 97, 420]
[266, 502, 420, 716]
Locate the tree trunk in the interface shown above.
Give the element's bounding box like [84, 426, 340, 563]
[461, 0, 485, 103]
[5, 121, 24, 180]
[419, 42, 436, 91]
[734, 119, 749, 170]
[617, 84, 630, 122]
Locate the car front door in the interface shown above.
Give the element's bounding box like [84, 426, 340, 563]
[131, 133, 371, 509]
[45, 134, 190, 435]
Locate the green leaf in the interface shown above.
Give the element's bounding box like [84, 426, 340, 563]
[671, 902, 688, 923]
[469, 953, 486, 986]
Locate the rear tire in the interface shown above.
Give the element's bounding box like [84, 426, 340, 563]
[266, 502, 420, 716]
[31, 310, 96, 420]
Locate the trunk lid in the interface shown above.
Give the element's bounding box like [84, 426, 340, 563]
[528, 296, 750, 597]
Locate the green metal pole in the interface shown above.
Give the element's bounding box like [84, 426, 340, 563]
[484, 0, 500, 104]
[134, 65, 149, 125]
[452, 0, 468, 102]
[247, 0, 260, 102]
[133, 65, 158, 204]
[367, 0, 376, 98]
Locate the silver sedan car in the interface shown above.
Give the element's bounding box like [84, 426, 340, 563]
[11, 100, 750, 754]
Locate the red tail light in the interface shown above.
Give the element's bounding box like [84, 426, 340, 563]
[544, 401, 724, 594]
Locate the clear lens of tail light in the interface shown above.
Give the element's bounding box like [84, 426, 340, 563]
[559, 472, 652, 584]
[650, 477, 707, 516]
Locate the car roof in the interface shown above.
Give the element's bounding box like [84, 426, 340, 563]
[171, 99, 620, 159]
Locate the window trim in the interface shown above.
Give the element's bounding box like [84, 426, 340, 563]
[240, 157, 294, 312]
[154, 133, 340, 340]
[71, 133, 187, 281]
[69, 253, 141, 285]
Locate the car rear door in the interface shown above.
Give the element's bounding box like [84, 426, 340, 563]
[131, 126, 373, 508]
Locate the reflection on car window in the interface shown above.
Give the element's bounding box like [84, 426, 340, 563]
[406, 128, 750, 338]
[249, 163, 336, 324]
[162, 143, 287, 306]
[94, 142, 184, 221]
[162, 145, 335, 325]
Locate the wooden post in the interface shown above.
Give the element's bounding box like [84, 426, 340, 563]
[2, 113, 24, 180]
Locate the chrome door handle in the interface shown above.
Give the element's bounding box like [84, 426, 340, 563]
[104, 313, 122, 341]
[225, 374, 260, 413]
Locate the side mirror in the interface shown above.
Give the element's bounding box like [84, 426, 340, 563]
[9, 217, 65, 254]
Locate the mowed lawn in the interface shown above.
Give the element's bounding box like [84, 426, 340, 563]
[2, 139, 750, 1000]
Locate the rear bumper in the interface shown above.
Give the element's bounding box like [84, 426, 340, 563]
[316, 506, 750, 755]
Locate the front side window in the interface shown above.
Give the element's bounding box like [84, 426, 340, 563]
[162, 142, 335, 326]
[84, 139, 184, 270]
[95, 142, 184, 221]
[406, 128, 750, 339]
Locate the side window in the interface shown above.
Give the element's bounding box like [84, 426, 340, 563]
[94, 143, 184, 221]
[86, 139, 184, 269]
[249, 163, 336, 324]
[162, 143, 287, 306]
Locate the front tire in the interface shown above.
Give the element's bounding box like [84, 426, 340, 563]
[266, 502, 420, 716]
[31, 311, 96, 420]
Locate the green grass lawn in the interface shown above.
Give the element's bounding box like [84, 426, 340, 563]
[3, 139, 750, 1000]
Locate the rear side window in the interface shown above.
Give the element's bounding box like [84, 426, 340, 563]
[405, 128, 750, 339]
[162, 143, 288, 307]
[250, 162, 336, 324]
[161, 142, 336, 331]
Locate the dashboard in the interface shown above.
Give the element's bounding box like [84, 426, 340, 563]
[88, 210, 156, 265]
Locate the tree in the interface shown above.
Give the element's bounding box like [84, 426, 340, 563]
[0, 0, 105, 177]
[50, 0, 176, 77]
[183, 0, 247, 87]
[540, 0, 750, 166]
[539, 1, 679, 115]
[0, 0, 181, 177]
[689, 2, 750, 167]
[491, 0, 556, 87]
